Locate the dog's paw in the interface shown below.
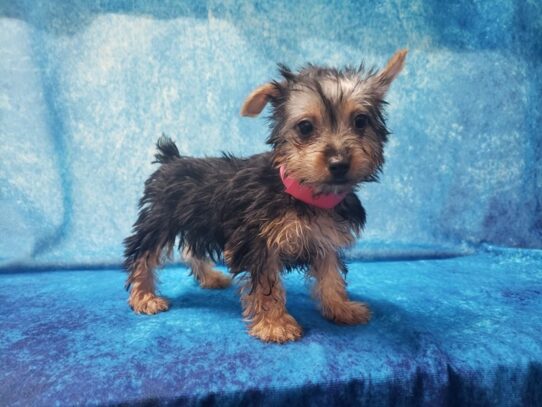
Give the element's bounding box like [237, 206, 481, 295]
[129, 293, 169, 315]
[248, 313, 303, 343]
[323, 301, 371, 325]
[199, 270, 231, 289]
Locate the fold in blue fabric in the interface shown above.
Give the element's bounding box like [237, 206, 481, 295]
[1, 1, 541, 405]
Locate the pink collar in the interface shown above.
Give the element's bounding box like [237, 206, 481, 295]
[279, 166, 347, 209]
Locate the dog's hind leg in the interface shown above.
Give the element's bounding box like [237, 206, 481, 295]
[124, 248, 170, 314]
[182, 246, 231, 289]
[123, 209, 175, 314]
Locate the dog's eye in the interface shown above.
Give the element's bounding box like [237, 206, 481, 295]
[353, 114, 368, 130]
[297, 120, 314, 137]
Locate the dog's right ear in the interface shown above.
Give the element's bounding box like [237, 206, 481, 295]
[240, 83, 279, 117]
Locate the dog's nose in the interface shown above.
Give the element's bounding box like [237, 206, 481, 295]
[328, 158, 350, 178]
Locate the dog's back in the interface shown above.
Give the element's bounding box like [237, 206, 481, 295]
[123, 136, 276, 273]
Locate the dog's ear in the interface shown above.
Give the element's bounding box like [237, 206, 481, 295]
[371, 49, 407, 98]
[240, 83, 279, 117]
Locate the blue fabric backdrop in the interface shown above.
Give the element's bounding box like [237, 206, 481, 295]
[1, 1, 541, 406]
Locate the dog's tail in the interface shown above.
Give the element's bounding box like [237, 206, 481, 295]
[153, 134, 181, 164]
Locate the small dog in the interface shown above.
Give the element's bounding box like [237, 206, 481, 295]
[123, 49, 407, 343]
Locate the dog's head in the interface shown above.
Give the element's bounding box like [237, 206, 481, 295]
[241, 49, 407, 195]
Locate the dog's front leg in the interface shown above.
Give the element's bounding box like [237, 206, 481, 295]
[311, 252, 371, 325]
[241, 257, 302, 343]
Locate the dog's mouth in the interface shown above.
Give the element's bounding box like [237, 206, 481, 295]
[328, 177, 350, 185]
[325, 173, 356, 187]
[313, 179, 354, 195]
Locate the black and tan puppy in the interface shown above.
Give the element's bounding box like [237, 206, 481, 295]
[124, 49, 407, 343]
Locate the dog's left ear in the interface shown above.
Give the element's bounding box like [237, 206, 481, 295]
[371, 49, 408, 98]
[241, 83, 279, 117]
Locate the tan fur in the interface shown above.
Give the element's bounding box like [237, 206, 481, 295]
[241, 258, 302, 343]
[372, 49, 408, 97]
[311, 252, 371, 324]
[260, 210, 357, 260]
[284, 84, 323, 123]
[223, 248, 233, 266]
[340, 98, 367, 122]
[276, 130, 383, 195]
[274, 138, 332, 191]
[272, 77, 385, 195]
[240, 83, 279, 117]
[128, 251, 169, 314]
[348, 129, 384, 180]
[379, 49, 408, 82]
[182, 247, 231, 289]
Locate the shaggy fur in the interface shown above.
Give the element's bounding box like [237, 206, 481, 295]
[123, 49, 407, 343]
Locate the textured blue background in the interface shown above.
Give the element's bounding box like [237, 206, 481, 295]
[1, 0, 541, 267]
[1, 1, 541, 405]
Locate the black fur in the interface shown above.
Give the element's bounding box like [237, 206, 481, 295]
[123, 136, 366, 289]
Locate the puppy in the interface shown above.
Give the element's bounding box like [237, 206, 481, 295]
[123, 49, 407, 343]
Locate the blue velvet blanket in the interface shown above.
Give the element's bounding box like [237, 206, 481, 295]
[1, 248, 541, 406]
[1, 1, 541, 405]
